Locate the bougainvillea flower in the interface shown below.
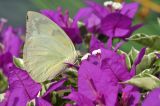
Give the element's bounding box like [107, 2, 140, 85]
[67, 43, 147, 105]
[0, 52, 41, 106]
[101, 13, 142, 48]
[86, 0, 109, 18]
[35, 98, 52, 106]
[75, 1, 107, 33]
[142, 88, 160, 106]
[78, 60, 119, 106]
[65, 88, 95, 106]
[121, 85, 140, 106]
[89, 35, 105, 52]
[120, 2, 139, 18]
[0, 18, 7, 33]
[76, 1, 141, 35]
[89, 34, 125, 52]
[75, 1, 142, 49]
[0, 52, 67, 106]
[1, 27, 23, 56]
[35, 78, 67, 106]
[43, 78, 67, 97]
[0, 22, 24, 57]
[41, 7, 82, 44]
[101, 13, 142, 38]
[66, 48, 136, 105]
[119, 48, 146, 106]
[104, 1, 139, 19]
[100, 48, 131, 82]
[77, 0, 109, 33]
[130, 48, 146, 76]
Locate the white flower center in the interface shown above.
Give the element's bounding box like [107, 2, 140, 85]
[104, 1, 122, 10]
[92, 49, 101, 55]
[81, 53, 91, 60]
[104, 1, 113, 6]
[112, 2, 122, 10]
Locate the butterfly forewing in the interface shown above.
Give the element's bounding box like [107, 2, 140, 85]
[23, 11, 77, 82]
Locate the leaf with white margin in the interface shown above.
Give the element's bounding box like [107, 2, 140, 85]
[128, 33, 160, 50]
[123, 69, 160, 90]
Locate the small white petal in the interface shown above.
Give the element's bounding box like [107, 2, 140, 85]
[104, 1, 113, 6]
[112, 2, 122, 10]
[81, 53, 91, 61]
[92, 49, 101, 55]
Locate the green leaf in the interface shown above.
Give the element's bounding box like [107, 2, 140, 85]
[0, 93, 5, 102]
[0, 71, 8, 93]
[152, 59, 160, 75]
[123, 70, 160, 90]
[136, 52, 156, 74]
[158, 17, 160, 25]
[40, 83, 46, 97]
[117, 49, 131, 70]
[154, 59, 160, 66]
[13, 56, 24, 69]
[51, 92, 57, 104]
[128, 47, 156, 74]
[128, 47, 139, 64]
[128, 33, 160, 50]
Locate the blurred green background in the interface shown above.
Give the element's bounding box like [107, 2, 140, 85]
[0, 0, 160, 51]
[0, 0, 105, 27]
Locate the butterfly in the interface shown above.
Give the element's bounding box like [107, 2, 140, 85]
[23, 11, 77, 82]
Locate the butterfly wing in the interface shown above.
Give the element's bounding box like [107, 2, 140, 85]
[23, 11, 77, 82]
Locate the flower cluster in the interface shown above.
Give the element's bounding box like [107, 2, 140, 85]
[1, 1, 160, 106]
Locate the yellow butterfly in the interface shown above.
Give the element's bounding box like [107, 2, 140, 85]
[23, 11, 77, 82]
